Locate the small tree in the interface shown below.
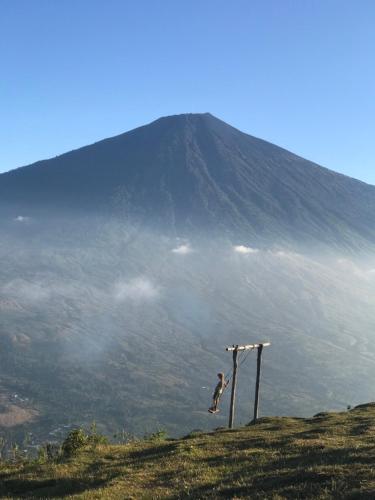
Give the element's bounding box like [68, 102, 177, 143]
[62, 428, 88, 457]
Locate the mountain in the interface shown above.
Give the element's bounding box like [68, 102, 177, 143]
[1, 114, 375, 448]
[1, 113, 375, 248]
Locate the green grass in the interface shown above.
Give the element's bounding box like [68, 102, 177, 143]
[2, 404, 375, 499]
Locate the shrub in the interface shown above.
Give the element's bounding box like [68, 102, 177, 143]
[87, 421, 108, 446]
[46, 442, 62, 460]
[62, 428, 88, 457]
[37, 442, 61, 462]
[62, 424, 108, 457]
[145, 429, 168, 442]
[37, 445, 48, 463]
[113, 428, 137, 445]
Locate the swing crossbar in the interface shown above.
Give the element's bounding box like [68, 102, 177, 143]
[226, 342, 271, 352]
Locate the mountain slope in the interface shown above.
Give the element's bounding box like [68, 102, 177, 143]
[1, 113, 375, 247]
[1, 225, 375, 445]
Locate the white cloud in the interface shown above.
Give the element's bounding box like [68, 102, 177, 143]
[275, 250, 288, 257]
[14, 216, 29, 222]
[233, 245, 259, 255]
[172, 244, 193, 255]
[114, 277, 159, 301]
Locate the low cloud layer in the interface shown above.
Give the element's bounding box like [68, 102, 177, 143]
[233, 245, 259, 255]
[114, 277, 160, 301]
[1, 276, 160, 307]
[172, 244, 193, 255]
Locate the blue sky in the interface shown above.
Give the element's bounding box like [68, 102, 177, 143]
[1, 0, 374, 183]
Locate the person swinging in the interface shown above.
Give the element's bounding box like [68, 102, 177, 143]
[208, 372, 228, 413]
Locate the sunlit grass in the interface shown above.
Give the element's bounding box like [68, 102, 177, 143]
[2, 404, 375, 498]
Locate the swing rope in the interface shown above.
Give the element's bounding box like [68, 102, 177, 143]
[224, 347, 255, 386]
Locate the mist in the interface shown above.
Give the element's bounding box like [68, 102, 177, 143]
[1, 214, 375, 441]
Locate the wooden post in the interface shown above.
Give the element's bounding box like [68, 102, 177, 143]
[228, 347, 238, 429]
[253, 344, 264, 422]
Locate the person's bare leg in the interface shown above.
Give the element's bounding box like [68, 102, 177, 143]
[209, 397, 219, 412]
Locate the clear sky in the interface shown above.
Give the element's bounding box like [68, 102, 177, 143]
[1, 0, 374, 183]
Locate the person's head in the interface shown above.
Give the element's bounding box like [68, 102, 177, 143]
[217, 372, 224, 380]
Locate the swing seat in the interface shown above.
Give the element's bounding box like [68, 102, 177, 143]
[208, 408, 220, 414]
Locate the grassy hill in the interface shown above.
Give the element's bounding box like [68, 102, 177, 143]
[2, 404, 375, 499]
